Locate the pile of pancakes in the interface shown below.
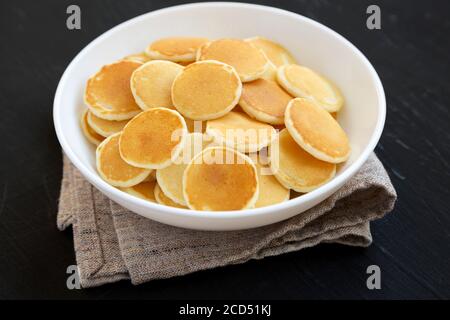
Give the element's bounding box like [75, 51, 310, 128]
[80, 36, 350, 211]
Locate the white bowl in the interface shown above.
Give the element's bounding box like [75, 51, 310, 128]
[54, 2, 385, 231]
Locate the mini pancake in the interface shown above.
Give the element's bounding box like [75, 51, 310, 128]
[96, 133, 151, 187]
[87, 111, 129, 137]
[197, 39, 269, 82]
[285, 98, 350, 163]
[183, 146, 259, 211]
[270, 129, 336, 193]
[277, 64, 344, 112]
[146, 37, 209, 62]
[245, 37, 297, 68]
[123, 52, 152, 63]
[154, 184, 187, 208]
[119, 107, 188, 169]
[206, 111, 277, 153]
[130, 60, 184, 110]
[121, 180, 157, 202]
[248, 154, 290, 208]
[85, 60, 142, 120]
[239, 78, 293, 125]
[171, 60, 242, 120]
[156, 133, 211, 206]
[80, 109, 104, 145]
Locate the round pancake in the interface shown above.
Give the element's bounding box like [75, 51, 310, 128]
[206, 111, 277, 153]
[277, 64, 344, 112]
[96, 133, 151, 187]
[85, 60, 142, 120]
[197, 39, 269, 82]
[245, 37, 296, 68]
[172, 60, 242, 120]
[239, 78, 293, 125]
[249, 154, 290, 208]
[270, 129, 336, 192]
[119, 107, 187, 169]
[87, 110, 129, 137]
[156, 133, 211, 205]
[121, 180, 157, 202]
[80, 109, 104, 145]
[123, 52, 152, 63]
[146, 37, 209, 62]
[183, 146, 259, 211]
[130, 60, 184, 110]
[154, 183, 187, 208]
[285, 98, 350, 163]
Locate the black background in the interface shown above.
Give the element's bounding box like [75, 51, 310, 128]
[0, 0, 449, 299]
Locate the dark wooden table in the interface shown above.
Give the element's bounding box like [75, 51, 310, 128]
[1, 0, 449, 299]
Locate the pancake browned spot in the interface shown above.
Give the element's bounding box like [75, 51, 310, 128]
[119, 107, 188, 169]
[172, 60, 242, 120]
[85, 60, 142, 120]
[183, 146, 258, 211]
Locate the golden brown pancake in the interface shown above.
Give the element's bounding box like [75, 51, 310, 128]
[87, 110, 129, 137]
[285, 98, 350, 163]
[96, 133, 151, 187]
[172, 60, 242, 120]
[248, 154, 290, 208]
[277, 64, 344, 112]
[85, 60, 142, 120]
[146, 37, 209, 62]
[270, 129, 336, 192]
[206, 111, 276, 153]
[130, 60, 184, 110]
[197, 39, 269, 82]
[123, 52, 152, 63]
[121, 180, 157, 202]
[239, 78, 293, 125]
[80, 109, 105, 145]
[156, 133, 211, 205]
[183, 146, 259, 211]
[154, 183, 187, 208]
[119, 107, 187, 169]
[245, 37, 296, 68]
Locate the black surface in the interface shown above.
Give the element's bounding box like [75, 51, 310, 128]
[0, 0, 449, 299]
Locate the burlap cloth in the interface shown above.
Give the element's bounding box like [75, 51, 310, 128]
[57, 153, 396, 288]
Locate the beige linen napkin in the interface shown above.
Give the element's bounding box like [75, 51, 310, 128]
[57, 153, 396, 288]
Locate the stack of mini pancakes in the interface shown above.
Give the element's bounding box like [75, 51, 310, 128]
[81, 36, 350, 211]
